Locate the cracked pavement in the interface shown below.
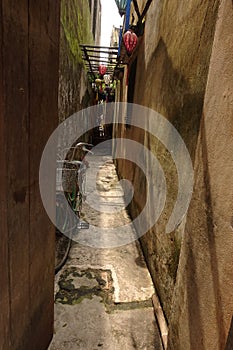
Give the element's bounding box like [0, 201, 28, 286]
[49, 152, 163, 350]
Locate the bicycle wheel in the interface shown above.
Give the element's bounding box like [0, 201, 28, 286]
[55, 193, 77, 273]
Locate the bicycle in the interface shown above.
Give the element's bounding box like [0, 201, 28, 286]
[55, 142, 93, 273]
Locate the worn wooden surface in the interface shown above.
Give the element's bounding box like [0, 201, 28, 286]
[0, 1, 60, 349]
[0, 2, 10, 349]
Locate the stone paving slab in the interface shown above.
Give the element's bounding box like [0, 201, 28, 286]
[48, 155, 163, 350]
[67, 242, 155, 304]
[49, 297, 162, 350]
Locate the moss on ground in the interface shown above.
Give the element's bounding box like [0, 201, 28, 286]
[55, 266, 153, 313]
[55, 267, 114, 306]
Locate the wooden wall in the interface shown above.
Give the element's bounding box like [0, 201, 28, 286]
[0, 1, 60, 349]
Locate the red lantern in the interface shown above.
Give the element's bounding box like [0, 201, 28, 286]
[123, 30, 138, 55]
[98, 65, 107, 75]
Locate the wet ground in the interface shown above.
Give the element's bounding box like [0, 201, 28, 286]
[49, 152, 163, 350]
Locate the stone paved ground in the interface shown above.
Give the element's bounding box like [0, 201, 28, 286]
[49, 153, 163, 350]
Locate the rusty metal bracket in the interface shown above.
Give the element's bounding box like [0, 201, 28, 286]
[132, 0, 141, 19]
[132, 0, 153, 23]
[140, 0, 153, 21]
[131, 0, 153, 36]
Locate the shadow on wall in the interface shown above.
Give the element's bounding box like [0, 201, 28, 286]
[135, 37, 204, 161]
[201, 118, 224, 347]
[225, 316, 233, 350]
[184, 117, 225, 349]
[129, 36, 206, 320]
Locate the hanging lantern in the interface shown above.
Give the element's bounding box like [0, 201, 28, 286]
[95, 78, 102, 86]
[98, 65, 107, 75]
[114, 0, 127, 16]
[103, 74, 111, 85]
[123, 30, 138, 55]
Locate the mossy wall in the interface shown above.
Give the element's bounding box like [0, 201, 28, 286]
[61, 0, 93, 65]
[115, 0, 219, 320]
[116, 0, 233, 348]
[59, 0, 94, 121]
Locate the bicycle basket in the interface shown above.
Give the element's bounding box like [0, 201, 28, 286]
[56, 167, 77, 193]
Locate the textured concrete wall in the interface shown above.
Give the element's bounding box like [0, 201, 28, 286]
[59, 0, 94, 121]
[115, 0, 233, 348]
[168, 0, 233, 348]
[91, 0, 102, 45]
[115, 0, 219, 320]
[0, 1, 60, 349]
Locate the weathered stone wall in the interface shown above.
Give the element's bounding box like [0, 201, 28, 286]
[168, 0, 233, 348]
[115, 0, 219, 321]
[116, 0, 233, 347]
[0, 1, 60, 349]
[90, 0, 102, 46]
[59, 0, 94, 122]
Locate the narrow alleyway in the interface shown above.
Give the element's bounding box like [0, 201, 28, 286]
[49, 148, 163, 350]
